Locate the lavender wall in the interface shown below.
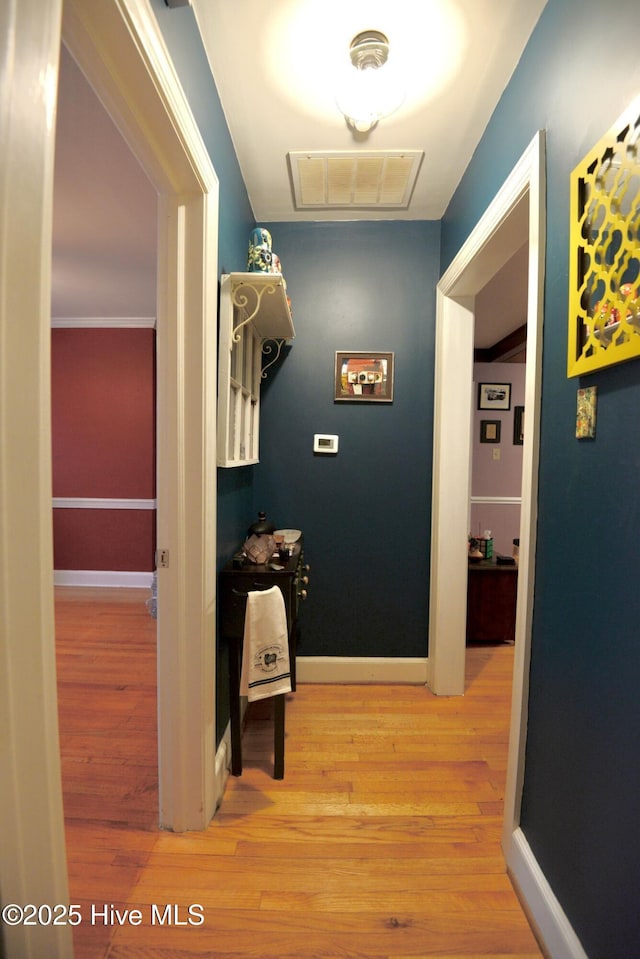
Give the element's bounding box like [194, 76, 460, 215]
[471, 362, 525, 555]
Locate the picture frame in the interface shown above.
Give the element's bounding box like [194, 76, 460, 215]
[513, 406, 524, 445]
[576, 386, 597, 439]
[567, 97, 640, 378]
[477, 382, 511, 411]
[334, 351, 394, 403]
[480, 420, 501, 443]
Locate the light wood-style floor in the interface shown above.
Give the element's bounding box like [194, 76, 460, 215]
[56, 587, 543, 959]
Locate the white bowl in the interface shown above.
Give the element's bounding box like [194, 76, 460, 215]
[275, 528, 301, 544]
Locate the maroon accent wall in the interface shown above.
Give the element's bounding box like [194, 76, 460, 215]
[51, 327, 156, 572]
[53, 509, 155, 571]
[52, 328, 155, 498]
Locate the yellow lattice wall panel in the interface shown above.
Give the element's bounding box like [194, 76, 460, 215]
[567, 97, 640, 377]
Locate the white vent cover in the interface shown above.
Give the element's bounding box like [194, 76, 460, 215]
[288, 150, 423, 210]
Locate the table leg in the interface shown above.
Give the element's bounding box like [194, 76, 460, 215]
[228, 636, 242, 776]
[273, 693, 285, 779]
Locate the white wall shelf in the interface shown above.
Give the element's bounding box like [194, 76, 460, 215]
[217, 272, 295, 467]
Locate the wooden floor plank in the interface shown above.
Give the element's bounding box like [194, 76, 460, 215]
[56, 588, 543, 959]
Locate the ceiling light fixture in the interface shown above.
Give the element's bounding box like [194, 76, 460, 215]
[336, 30, 405, 135]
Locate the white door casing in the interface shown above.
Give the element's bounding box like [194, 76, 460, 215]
[0, 2, 71, 957]
[0, 3, 219, 952]
[428, 132, 546, 850]
[62, 0, 220, 832]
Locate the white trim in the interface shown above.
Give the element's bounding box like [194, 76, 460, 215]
[51, 316, 156, 328]
[471, 495, 522, 505]
[507, 828, 589, 959]
[428, 296, 475, 695]
[53, 497, 157, 510]
[427, 131, 546, 868]
[63, 0, 219, 833]
[0, 1, 73, 955]
[503, 133, 546, 851]
[296, 657, 429, 685]
[54, 569, 154, 588]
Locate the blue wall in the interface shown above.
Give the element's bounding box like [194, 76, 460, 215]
[253, 221, 439, 658]
[150, 0, 253, 280]
[153, 4, 640, 950]
[150, 0, 258, 558]
[441, 1, 640, 955]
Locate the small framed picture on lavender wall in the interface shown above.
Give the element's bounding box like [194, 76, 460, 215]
[477, 382, 511, 411]
[480, 420, 501, 443]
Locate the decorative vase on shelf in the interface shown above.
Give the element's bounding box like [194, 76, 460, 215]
[243, 511, 276, 565]
[247, 227, 272, 273]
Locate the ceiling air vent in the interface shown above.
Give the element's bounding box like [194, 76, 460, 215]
[288, 150, 423, 210]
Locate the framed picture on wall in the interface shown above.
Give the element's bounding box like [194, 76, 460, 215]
[478, 382, 511, 410]
[513, 406, 525, 445]
[576, 386, 597, 439]
[334, 351, 394, 402]
[480, 419, 501, 443]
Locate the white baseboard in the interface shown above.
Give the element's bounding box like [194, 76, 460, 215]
[506, 827, 589, 959]
[296, 656, 429, 684]
[54, 570, 154, 588]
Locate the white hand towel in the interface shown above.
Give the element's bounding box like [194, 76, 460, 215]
[239, 585, 292, 702]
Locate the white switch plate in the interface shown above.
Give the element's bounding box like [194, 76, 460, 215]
[314, 434, 339, 454]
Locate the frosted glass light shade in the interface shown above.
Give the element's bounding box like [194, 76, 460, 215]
[336, 64, 405, 132]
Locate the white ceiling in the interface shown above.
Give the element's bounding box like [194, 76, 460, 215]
[52, 46, 157, 319]
[52, 0, 545, 344]
[191, 0, 547, 221]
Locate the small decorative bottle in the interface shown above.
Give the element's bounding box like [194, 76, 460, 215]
[247, 227, 273, 273]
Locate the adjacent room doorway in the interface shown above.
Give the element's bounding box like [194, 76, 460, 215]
[428, 132, 546, 854]
[62, 0, 220, 832]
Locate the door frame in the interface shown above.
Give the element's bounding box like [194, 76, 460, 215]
[1, 4, 219, 950]
[428, 131, 546, 849]
[1, 2, 71, 956]
[62, 0, 220, 832]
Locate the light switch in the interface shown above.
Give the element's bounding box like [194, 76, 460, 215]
[493, 447, 501, 460]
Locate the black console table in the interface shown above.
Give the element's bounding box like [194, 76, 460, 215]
[219, 538, 308, 779]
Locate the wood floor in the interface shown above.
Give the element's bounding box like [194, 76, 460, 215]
[56, 587, 543, 959]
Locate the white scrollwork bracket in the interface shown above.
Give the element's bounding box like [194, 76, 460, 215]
[261, 338, 285, 378]
[231, 280, 277, 342]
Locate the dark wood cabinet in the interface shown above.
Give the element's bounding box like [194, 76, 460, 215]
[219, 538, 307, 778]
[467, 559, 518, 644]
